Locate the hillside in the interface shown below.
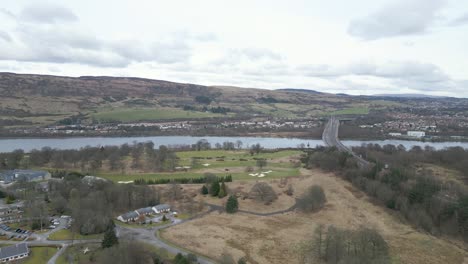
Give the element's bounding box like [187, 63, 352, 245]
[0, 72, 373, 127]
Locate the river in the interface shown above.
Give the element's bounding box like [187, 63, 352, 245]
[1, 136, 468, 152]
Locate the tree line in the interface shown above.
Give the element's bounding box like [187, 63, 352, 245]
[300, 225, 390, 264]
[0, 141, 179, 173]
[302, 146, 468, 241]
[135, 175, 233, 185]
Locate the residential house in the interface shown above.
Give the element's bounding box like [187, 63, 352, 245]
[116, 211, 139, 223]
[0, 170, 51, 184]
[152, 204, 171, 214]
[135, 207, 154, 216]
[0, 243, 29, 262]
[407, 131, 426, 138]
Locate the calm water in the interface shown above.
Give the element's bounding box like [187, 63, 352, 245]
[1, 136, 468, 152]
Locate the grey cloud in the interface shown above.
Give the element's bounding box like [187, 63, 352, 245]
[449, 13, 468, 26]
[298, 61, 448, 83]
[348, 0, 446, 40]
[0, 18, 192, 67]
[20, 4, 78, 24]
[0, 8, 16, 19]
[0, 31, 12, 42]
[110, 39, 191, 64]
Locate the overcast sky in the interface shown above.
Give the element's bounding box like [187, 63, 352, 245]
[1, 0, 467, 97]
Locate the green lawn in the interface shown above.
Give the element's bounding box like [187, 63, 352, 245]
[92, 107, 228, 122]
[56, 243, 101, 264]
[98, 150, 303, 183]
[48, 229, 103, 241]
[98, 172, 209, 182]
[329, 107, 369, 115]
[99, 167, 300, 182]
[23, 246, 59, 264]
[228, 167, 301, 180]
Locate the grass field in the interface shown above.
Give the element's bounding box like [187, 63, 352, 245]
[98, 167, 300, 182]
[56, 242, 174, 264]
[162, 169, 467, 264]
[97, 149, 303, 182]
[23, 246, 59, 264]
[329, 106, 369, 115]
[48, 229, 103, 241]
[92, 107, 227, 122]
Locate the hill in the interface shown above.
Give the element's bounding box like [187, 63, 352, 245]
[0, 72, 373, 127]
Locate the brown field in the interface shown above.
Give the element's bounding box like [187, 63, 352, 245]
[161, 169, 468, 264]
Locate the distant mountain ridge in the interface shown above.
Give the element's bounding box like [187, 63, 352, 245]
[371, 93, 450, 99]
[276, 88, 326, 95]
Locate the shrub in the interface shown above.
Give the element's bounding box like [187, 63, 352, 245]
[297, 185, 326, 213]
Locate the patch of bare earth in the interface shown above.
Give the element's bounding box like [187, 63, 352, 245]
[162, 169, 468, 264]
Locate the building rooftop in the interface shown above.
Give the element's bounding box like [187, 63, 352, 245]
[0, 170, 49, 183]
[0, 243, 29, 260]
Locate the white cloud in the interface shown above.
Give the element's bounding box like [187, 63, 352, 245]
[348, 0, 446, 40]
[0, 0, 467, 97]
[19, 3, 78, 24]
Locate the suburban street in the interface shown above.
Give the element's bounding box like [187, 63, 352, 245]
[322, 116, 370, 167]
[0, 213, 215, 264]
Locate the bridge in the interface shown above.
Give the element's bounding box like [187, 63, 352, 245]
[322, 116, 371, 168]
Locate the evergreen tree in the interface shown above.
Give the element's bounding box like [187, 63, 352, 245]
[226, 195, 239, 213]
[201, 185, 209, 195]
[210, 181, 220, 196]
[101, 222, 118, 248]
[218, 182, 227, 198]
[162, 214, 168, 222]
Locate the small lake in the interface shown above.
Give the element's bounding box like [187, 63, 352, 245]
[1, 136, 468, 152]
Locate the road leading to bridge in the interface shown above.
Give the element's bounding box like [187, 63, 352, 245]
[322, 116, 370, 168]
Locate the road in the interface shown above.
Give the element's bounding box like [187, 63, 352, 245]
[0, 213, 216, 264]
[322, 116, 371, 168]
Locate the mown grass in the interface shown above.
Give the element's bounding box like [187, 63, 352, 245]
[23, 246, 59, 264]
[92, 107, 227, 122]
[98, 167, 300, 182]
[48, 229, 103, 241]
[329, 107, 369, 115]
[98, 150, 302, 182]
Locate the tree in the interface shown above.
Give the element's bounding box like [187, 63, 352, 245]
[286, 184, 294, 196]
[238, 257, 247, 264]
[250, 143, 262, 155]
[101, 222, 118, 248]
[235, 140, 243, 149]
[297, 185, 326, 213]
[249, 182, 277, 204]
[218, 182, 227, 198]
[162, 214, 168, 222]
[201, 185, 209, 195]
[256, 159, 267, 170]
[210, 181, 220, 196]
[226, 195, 239, 213]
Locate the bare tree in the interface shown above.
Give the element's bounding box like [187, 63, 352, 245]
[297, 185, 326, 213]
[249, 182, 277, 204]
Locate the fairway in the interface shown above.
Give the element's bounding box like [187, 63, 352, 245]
[92, 107, 227, 122]
[97, 149, 303, 183]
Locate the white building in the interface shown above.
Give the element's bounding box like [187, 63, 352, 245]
[407, 131, 425, 138]
[0, 243, 29, 262]
[152, 204, 171, 214]
[389, 132, 402, 137]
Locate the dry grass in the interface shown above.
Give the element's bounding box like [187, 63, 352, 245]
[162, 169, 468, 264]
